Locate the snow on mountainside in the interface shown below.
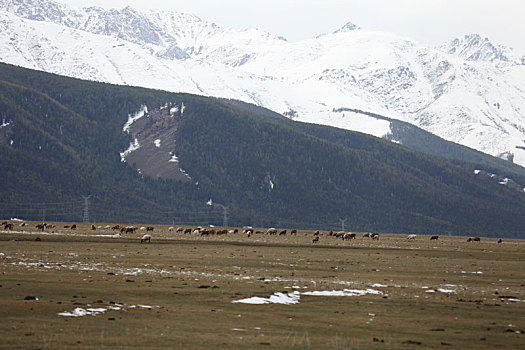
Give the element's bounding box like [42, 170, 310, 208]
[1, 0, 525, 167]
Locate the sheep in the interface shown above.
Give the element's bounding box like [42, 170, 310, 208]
[168, 227, 174, 232]
[266, 228, 277, 235]
[312, 236, 320, 243]
[371, 233, 380, 240]
[430, 235, 439, 240]
[407, 234, 417, 240]
[141, 234, 152, 243]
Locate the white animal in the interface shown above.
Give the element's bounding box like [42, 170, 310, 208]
[407, 234, 417, 240]
[141, 234, 151, 243]
[168, 227, 174, 232]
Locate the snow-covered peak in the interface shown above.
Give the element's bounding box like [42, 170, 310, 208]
[333, 21, 359, 34]
[441, 34, 524, 66]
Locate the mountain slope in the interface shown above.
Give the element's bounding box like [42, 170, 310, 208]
[1, 0, 525, 168]
[1, 62, 525, 237]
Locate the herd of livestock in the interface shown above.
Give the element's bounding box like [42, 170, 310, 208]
[1, 220, 503, 244]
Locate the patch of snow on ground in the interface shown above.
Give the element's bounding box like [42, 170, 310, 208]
[120, 138, 140, 162]
[169, 154, 179, 163]
[474, 170, 481, 175]
[232, 288, 382, 305]
[232, 292, 300, 305]
[0, 120, 10, 128]
[154, 139, 161, 147]
[123, 105, 148, 133]
[370, 283, 388, 288]
[426, 288, 456, 293]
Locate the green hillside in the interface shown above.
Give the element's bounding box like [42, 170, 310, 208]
[1, 62, 524, 237]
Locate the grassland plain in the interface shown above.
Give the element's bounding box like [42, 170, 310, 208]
[1, 222, 524, 349]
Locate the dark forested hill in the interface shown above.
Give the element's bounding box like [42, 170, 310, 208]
[1, 62, 524, 237]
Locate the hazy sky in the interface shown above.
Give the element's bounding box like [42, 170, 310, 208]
[57, 0, 525, 53]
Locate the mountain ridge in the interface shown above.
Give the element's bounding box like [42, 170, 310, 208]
[1, 0, 525, 169]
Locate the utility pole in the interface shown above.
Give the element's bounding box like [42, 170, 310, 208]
[82, 195, 91, 223]
[339, 218, 347, 231]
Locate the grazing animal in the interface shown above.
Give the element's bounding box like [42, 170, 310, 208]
[217, 229, 227, 235]
[140, 234, 152, 243]
[64, 225, 70, 229]
[290, 229, 297, 235]
[91, 224, 96, 230]
[279, 230, 287, 236]
[312, 236, 320, 244]
[184, 228, 192, 234]
[335, 231, 345, 238]
[1, 221, 7, 225]
[20, 223, 27, 227]
[168, 227, 174, 232]
[36, 223, 46, 231]
[314, 230, 321, 236]
[407, 234, 417, 240]
[266, 228, 277, 235]
[371, 233, 380, 240]
[497, 238, 503, 244]
[146, 226, 154, 232]
[430, 235, 439, 241]
[363, 233, 370, 238]
[343, 232, 356, 240]
[121, 226, 136, 234]
[4, 223, 14, 230]
[111, 225, 121, 230]
[70, 224, 77, 230]
[473, 237, 481, 242]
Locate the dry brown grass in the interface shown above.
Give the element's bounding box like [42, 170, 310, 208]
[1, 222, 524, 348]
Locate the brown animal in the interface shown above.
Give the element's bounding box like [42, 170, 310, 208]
[112, 225, 121, 230]
[497, 238, 503, 244]
[70, 224, 77, 230]
[312, 236, 320, 243]
[343, 232, 356, 240]
[473, 237, 481, 242]
[64, 225, 70, 229]
[184, 228, 192, 234]
[91, 224, 96, 230]
[4, 223, 14, 230]
[430, 235, 439, 240]
[146, 226, 154, 232]
[266, 228, 277, 235]
[371, 233, 380, 240]
[363, 233, 370, 238]
[290, 229, 297, 235]
[36, 223, 46, 231]
[279, 230, 287, 236]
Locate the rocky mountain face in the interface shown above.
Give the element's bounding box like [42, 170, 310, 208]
[1, 0, 525, 168]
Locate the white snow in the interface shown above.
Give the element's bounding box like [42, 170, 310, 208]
[168, 154, 179, 162]
[154, 139, 161, 148]
[232, 292, 300, 305]
[123, 105, 148, 133]
[120, 138, 140, 162]
[232, 288, 382, 305]
[0, 120, 10, 128]
[425, 288, 456, 293]
[1, 4, 525, 166]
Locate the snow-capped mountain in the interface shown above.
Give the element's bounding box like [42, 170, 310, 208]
[1, 0, 525, 167]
